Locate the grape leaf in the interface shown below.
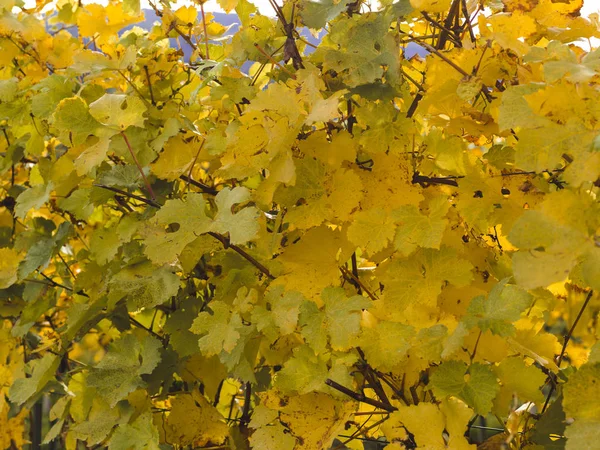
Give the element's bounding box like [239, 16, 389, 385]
[52, 97, 101, 145]
[190, 301, 243, 356]
[108, 261, 180, 311]
[89, 93, 147, 130]
[163, 391, 228, 447]
[0, 248, 21, 288]
[15, 182, 53, 219]
[9, 353, 60, 405]
[430, 360, 499, 415]
[464, 279, 532, 336]
[87, 333, 162, 407]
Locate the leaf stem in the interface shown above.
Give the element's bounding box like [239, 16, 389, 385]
[179, 175, 218, 195]
[339, 266, 377, 300]
[208, 232, 274, 279]
[253, 43, 296, 80]
[143, 65, 156, 105]
[200, 2, 210, 60]
[93, 184, 160, 208]
[184, 139, 205, 192]
[129, 315, 166, 343]
[557, 289, 594, 368]
[541, 289, 594, 413]
[240, 382, 252, 426]
[116, 70, 152, 108]
[325, 378, 397, 412]
[119, 131, 156, 201]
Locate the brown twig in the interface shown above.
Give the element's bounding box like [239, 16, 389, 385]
[208, 232, 274, 279]
[57, 253, 77, 280]
[401, 69, 425, 93]
[325, 379, 397, 412]
[412, 172, 463, 187]
[93, 184, 161, 208]
[419, 41, 469, 76]
[375, 371, 410, 406]
[470, 330, 482, 363]
[422, 13, 460, 49]
[179, 175, 218, 195]
[148, 0, 198, 52]
[333, 417, 389, 450]
[129, 315, 167, 343]
[339, 266, 377, 301]
[460, 0, 476, 42]
[240, 382, 252, 426]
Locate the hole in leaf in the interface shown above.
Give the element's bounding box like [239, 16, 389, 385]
[166, 223, 180, 233]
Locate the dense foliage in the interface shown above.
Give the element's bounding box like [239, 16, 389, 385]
[1, 0, 599, 448]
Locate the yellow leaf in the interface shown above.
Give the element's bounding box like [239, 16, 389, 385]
[0, 248, 22, 288]
[164, 391, 228, 447]
[347, 208, 395, 255]
[410, 0, 451, 13]
[151, 135, 199, 181]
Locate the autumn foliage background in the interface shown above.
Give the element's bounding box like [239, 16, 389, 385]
[1, 0, 600, 448]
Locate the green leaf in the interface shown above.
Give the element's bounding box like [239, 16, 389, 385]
[322, 286, 370, 351]
[532, 395, 566, 449]
[266, 286, 304, 336]
[9, 353, 61, 405]
[108, 261, 180, 311]
[122, 0, 140, 15]
[87, 333, 162, 407]
[89, 94, 147, 131]
[212, 187, 260, 245]
[74, 136, 111, 176]
[18, 222, 71, 279]
[89, 227, 122, 265]
[58, 188, 94, 220]
[97, 164, 142, 189]
[109, 412, 160, 450]
[298, 300, 328, 355]
[52, 97, 101, 146]
[15, 182, 53, 219]
[515, 122, 594, 173]
[275, 345, 328, 394]
[71, 397, 120, 445]
[316, 12, 400, 87]
[31, 75, 76, 119]
[142, 193, 212, 265]
[299, 0, 352, 29]
[463, 279, 532, 336]
[190, 301, 242, 356]
[429, 361, 499, 415]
